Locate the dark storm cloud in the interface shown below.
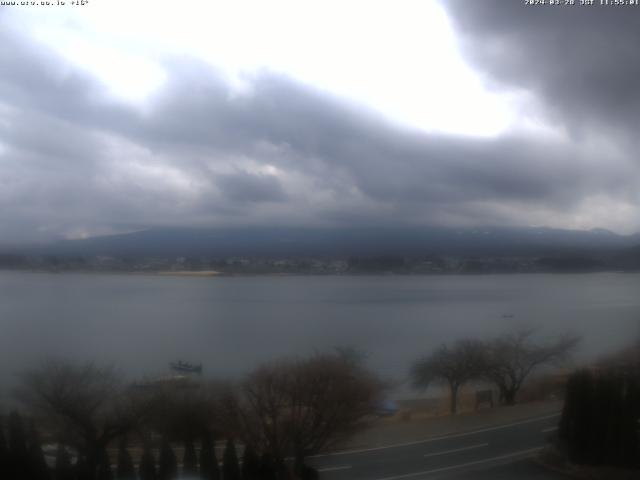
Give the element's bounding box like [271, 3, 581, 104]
[0, 11, 639, 244]
[136, 64, 627, 206]
[442, 0, 640, 140]
[215, 170, 288, 204]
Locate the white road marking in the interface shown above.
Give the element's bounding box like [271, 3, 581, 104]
[423, 442, 488, 458]
[310, 413, 560, 458]
[374, 446, 544, 480]
[541, 426, 558, 433]
[318, 465, 352, 472]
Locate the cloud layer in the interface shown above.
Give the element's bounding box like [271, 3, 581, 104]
[1, 5, 639, 245]
[444, 1, 640, 138]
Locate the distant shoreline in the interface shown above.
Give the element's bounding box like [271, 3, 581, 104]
[155, 270, 221, 277]
[0, 268, 636, 277]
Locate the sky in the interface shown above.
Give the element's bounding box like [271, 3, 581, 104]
[1, 0, 639, 245]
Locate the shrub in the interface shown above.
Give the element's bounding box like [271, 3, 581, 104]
[559, 369, 639, 467]
[116, 439, 136, 480]
[182, 438, 198, 477]
[138, 443, 157, 480]
[222, 439, 240, 480]
[158, 439, 178, 480]
[198, 431, 220, 480]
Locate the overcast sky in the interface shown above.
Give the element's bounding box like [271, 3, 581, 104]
[1, 0, 639, 245]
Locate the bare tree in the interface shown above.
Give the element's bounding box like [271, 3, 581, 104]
[16, 359, 152, 476]
[411, 339, 486, 414]
[144, 381, 224, 442]
[224, 353, 383, 475]
[483, 329, 579, 405]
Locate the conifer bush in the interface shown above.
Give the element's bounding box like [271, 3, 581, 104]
[54, 444, 75, 480]
[199, 432, 219, 480]
[158, 439, 178, 480]
[240, 445, 261, 480]
[8, 411, 30, 479]
[182, 438, 198, 477]
[139, 442, 157, 480]
[222, 439, 240, 480]
[116, 438, 136, 480]
[559, 369, 640, 467]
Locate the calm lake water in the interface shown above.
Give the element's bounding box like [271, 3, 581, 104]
[1, 271, 639, 398]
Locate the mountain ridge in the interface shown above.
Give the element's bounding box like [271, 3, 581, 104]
[20, 225, 640, 258]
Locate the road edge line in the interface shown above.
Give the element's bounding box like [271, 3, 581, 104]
[374, 446, 544, 480]
[310, 413, 560, 458]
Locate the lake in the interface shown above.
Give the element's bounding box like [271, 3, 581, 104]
[1, 271, 638, 399]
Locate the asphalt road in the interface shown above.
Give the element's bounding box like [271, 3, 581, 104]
[308, 413, 567, 480]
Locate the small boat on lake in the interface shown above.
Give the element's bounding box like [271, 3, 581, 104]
[170, 360, 203, 374]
